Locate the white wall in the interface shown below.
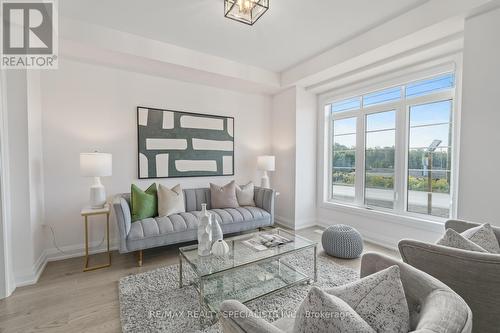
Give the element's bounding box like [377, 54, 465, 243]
[458, 7, 500, 227]
[294, 88, 317, 228]
[271, 88, 296, 227]
[40, 59, 272, 257]
[27, 71, 46, 275]
[4, 71, 36, 283]
[271, 87, 317, 229]
[0, 71, 16, 297]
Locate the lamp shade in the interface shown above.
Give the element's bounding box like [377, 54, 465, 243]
[80, 153, 112, 177]
[257, 155, 275, 171]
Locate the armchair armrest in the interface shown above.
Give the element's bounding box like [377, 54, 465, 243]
[253, 187, 275, 223]
[113, 194, 132, 253]
[399, 238, 500, 266]
[220, 300, 285, 333]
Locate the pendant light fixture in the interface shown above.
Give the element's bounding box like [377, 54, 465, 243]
[224, 0, 269, 25]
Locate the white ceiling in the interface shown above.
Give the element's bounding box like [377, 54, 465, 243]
[60, 0, 428, 72]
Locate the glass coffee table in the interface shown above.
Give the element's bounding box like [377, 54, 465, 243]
[178, 228, 317, 312]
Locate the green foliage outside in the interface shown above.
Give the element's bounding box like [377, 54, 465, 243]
[333, 172, 450, 193]
[332, 143, 451, 194]
[333, 144, 450, 170]
[408, 176, 449, 193]
[366, 175, 393, 189]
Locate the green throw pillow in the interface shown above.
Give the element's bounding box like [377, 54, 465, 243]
[131, 183, 157, 222]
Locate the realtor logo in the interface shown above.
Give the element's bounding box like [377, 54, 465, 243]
[1, 0, 58, 69]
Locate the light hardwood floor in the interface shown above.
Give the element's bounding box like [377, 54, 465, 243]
[0, 227, 398, 333]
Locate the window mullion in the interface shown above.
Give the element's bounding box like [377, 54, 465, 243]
[354, 114, 365, 206]
[394, 97, 407, 213]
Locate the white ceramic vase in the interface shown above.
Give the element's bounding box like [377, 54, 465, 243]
[211, 239, 229, 257]
[197, 203, 212, 256]
[211, 216, 223, 243]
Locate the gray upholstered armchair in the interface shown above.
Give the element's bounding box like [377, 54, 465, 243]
[219, 252, 472, 333]
[399, 220, 500, 333]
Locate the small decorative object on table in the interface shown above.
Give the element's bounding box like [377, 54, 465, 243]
[197, 203, 212, 256]
[211, 239, 230, 256]
[210, 215, 223, 243]
[322, 224, 363, 259]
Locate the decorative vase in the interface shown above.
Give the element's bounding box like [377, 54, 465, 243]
[197, 203, 212, 256]
[210, 215, 223, 243]
[211, 239, 230, 257]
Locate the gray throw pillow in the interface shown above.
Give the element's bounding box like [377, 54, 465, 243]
[236, 182, 255, 206]
[210, 181, 240, 209]
[437, 228, 488, 253]
[325, 265, 410, 333]
[157, 184, 185, 217]
[294, 286, 375, 333]
[460, 223, 500, 254]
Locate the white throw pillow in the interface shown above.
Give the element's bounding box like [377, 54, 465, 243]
[460, 223, 500, 254]
[294, 286, 375, 333]
[437, 228, 488, 253]
[325, 265, 410, 333]
[236, 182, 255, 206]
[157, 184, 185, 217]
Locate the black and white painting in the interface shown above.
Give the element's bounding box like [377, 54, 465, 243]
[137, 107, 234, 178]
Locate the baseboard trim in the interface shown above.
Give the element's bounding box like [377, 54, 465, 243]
[15, 239, 120, 287]
[294, 220, 318, 230]
[275, 216, 318, 231]
[15, 249, 48, 288]
[45, 239, 119, 262]
[275, 215, 294, 229]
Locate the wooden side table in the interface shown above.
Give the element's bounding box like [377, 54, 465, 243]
[81, 204, 111, 272]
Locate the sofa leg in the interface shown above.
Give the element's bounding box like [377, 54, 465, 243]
[137, 250, 143, 267]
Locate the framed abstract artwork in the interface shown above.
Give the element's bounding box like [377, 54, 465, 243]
[137, 107, 234, 179]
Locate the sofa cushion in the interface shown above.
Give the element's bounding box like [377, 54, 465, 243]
[128, 207, 271, 241]
[460, 223, 500, 254]
[294, 286, 375, 333]
[325, 265, 410, 333]
[210, 181, 240, 209]
[236, 182, 256, 206]
[158, 184, 185, 217]
[437, 228, 488, 253]
[131, 183, 157, 222]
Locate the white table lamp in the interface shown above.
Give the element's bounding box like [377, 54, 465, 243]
[257, 155, 275, 188]
[80, 152, 112, 209]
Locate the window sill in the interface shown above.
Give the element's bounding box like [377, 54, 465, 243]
[319, 201, 446, 233]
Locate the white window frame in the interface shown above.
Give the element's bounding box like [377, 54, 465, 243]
[320, 59, 462, 223]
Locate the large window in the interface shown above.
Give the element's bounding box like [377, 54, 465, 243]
[365, 110, 396, 209]
[327, 73, 456, 219]
[332, 117, 356, 202]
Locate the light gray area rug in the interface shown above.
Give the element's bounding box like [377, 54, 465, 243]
[119, 251, 358, 333]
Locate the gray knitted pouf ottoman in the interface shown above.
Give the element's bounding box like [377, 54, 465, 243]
[322, 224, 363, 259]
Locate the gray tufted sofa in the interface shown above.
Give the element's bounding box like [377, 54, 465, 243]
[113, 186, 275, 265]
[220, 252, 472, 333]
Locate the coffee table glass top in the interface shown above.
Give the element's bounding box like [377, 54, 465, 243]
[179, 228, 316, 277]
